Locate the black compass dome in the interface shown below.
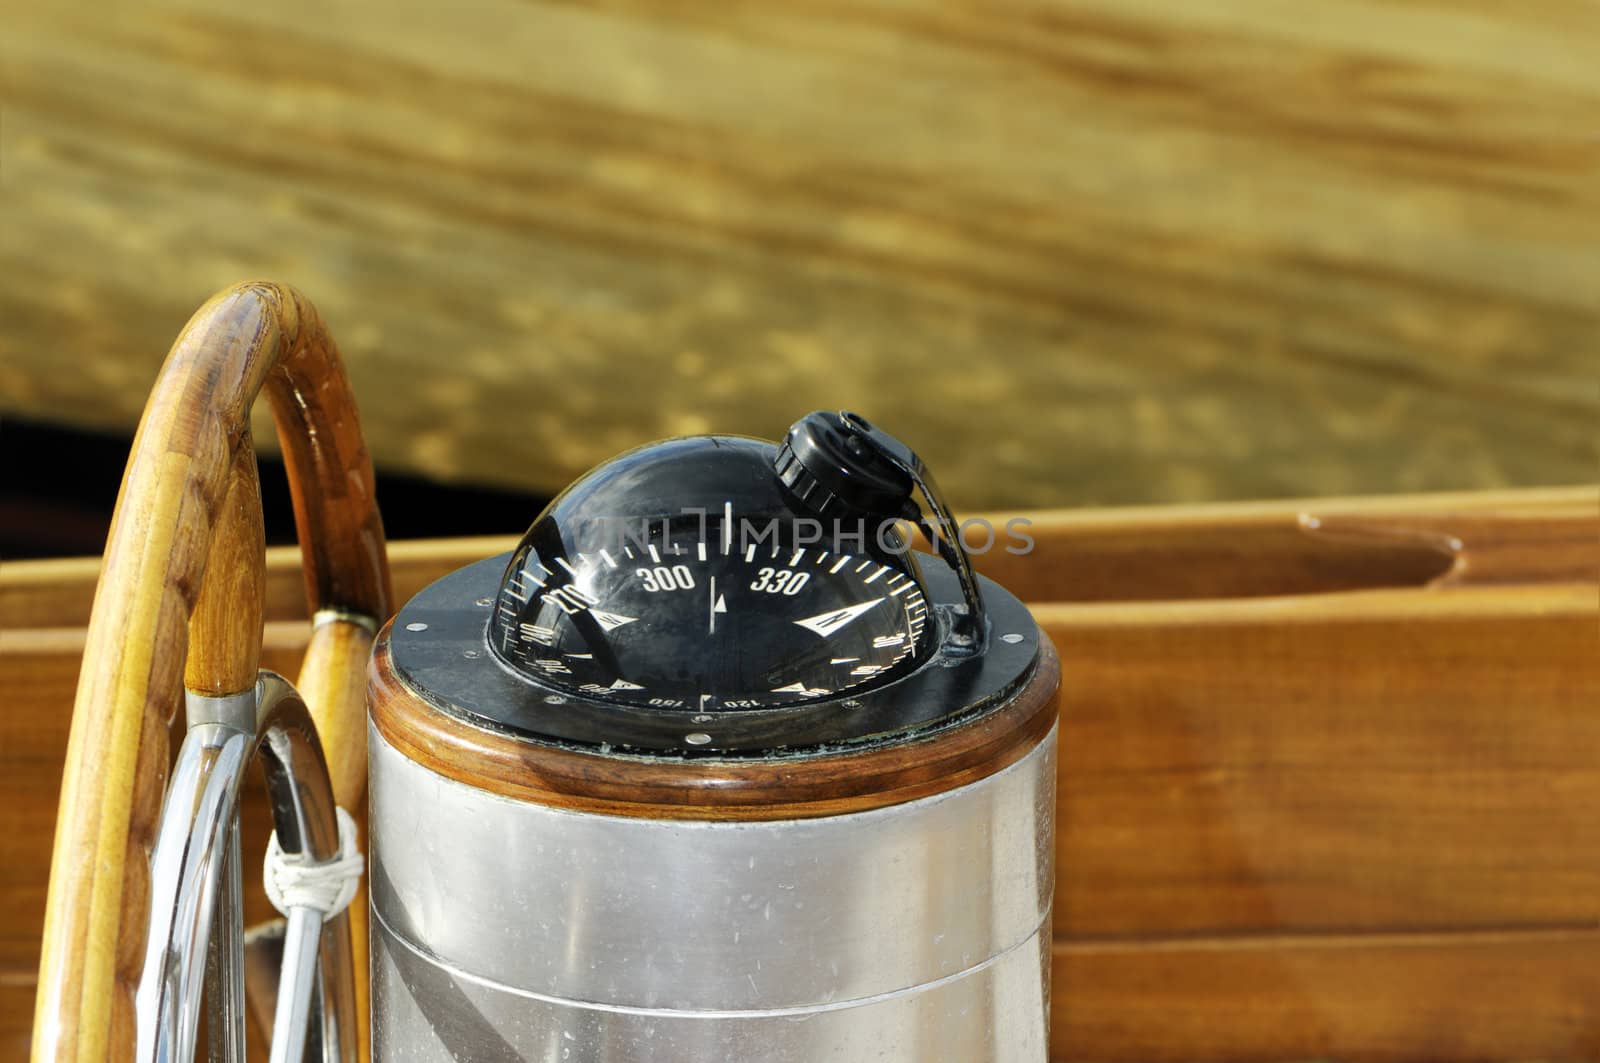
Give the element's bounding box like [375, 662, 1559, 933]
[515, 435, 827, 560]
[387, 413, 1046, 757]
[487, 433, 930, 713]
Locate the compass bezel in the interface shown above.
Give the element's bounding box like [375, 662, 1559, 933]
[387, 552, 1043, 758]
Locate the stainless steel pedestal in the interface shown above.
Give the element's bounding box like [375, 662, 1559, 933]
[369, 722, 1056, 1062]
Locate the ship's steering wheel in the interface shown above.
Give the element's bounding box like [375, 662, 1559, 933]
[32, 283, 391, 1062]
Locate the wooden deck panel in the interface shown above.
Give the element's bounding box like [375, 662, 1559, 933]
[2, 488, 1595, 1056]
[1050, 929, 1600, 1061]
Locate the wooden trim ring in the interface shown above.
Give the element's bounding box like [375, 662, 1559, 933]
[369, 629, 1060, 822]
[33, 283, 392, 1062]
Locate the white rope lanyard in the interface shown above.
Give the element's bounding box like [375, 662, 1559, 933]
[263, 806, 365, 918]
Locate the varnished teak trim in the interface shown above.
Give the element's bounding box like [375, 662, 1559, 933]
[369, 630, 1060, 821]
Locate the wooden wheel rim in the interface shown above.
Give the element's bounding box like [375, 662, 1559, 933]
[33, 283, 391, 1062]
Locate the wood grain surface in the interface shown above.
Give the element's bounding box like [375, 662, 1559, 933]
[369, 631, 1059, 820]
[29, 283, 390, 1063]
[182, 436, 266, 696]
[4, 486, 1590, 632]
[1043, 582, 1600, 939]
[1051, 929, 1600, 1061]
[1, 1, 1596, 510]
[294, 619, 378, 1063]
[4, 486, 1595, 1058]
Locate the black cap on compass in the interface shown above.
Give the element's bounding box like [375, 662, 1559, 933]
[774, 411, 917, 521]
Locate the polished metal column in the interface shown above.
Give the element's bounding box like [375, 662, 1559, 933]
[369, 721, 1055, 1063]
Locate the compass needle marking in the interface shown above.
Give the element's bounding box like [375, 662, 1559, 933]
[708, 575, 727, 635]
[770, 682, 829, 698]
[793, 597, 886, 638]
[589, 609, 639, 632]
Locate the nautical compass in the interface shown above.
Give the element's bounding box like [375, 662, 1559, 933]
[486, 426, 933, 710]
[372, 408, 1059, 1061]
[385, 410, 1040, 756]
[489, 508, 930, 710]
[382, 413, 1043, 755]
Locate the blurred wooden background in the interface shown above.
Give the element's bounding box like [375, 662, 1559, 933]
[1, 0, 1596, 510]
